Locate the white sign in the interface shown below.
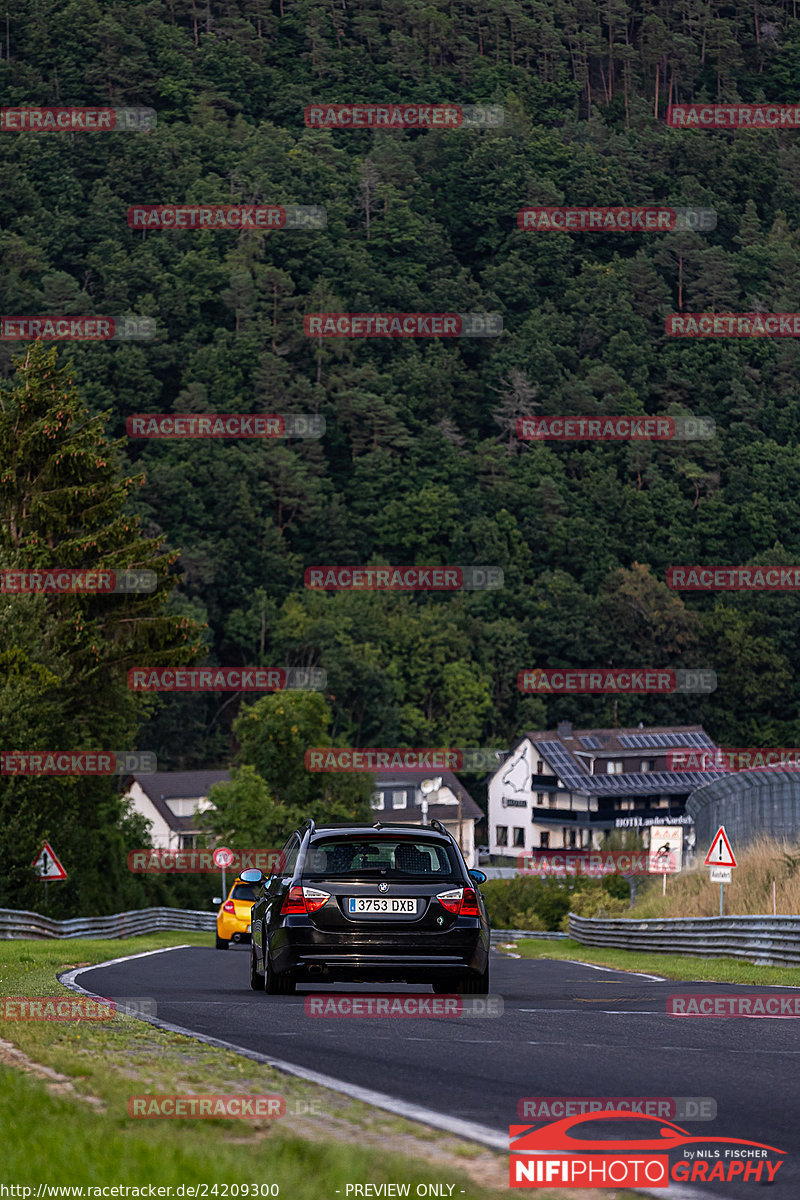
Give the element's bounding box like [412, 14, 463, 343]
[704, 826, 737, 868]
[500, 741, 532, 795]
[32, 841, 67, 881]
[709, 865, 732, 883]
[648, 825, 683, 873]
[212, 846, 234, 869]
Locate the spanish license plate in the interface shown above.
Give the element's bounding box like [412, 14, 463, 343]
[348, 898, 417, 914]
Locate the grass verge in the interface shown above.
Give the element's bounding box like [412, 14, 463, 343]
[510, 936, 800, 984]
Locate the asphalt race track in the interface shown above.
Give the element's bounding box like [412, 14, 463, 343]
[61, 946, 800, 1200]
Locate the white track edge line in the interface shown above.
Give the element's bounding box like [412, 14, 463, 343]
[556, 958, 666, 981]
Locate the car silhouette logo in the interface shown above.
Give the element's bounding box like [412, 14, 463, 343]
[510, 1112, 785, 1155]
[378, 882, 389, 893]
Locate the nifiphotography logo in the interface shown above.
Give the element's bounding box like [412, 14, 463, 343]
[509, 1111, 785, 1187]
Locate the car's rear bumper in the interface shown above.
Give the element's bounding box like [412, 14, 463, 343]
[270, 919, 489, 980]
[217, 918, 252, 943]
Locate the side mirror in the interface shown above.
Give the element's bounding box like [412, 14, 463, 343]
[469, 869, 487, 885]
[212, 897, 222, 905]
[240, 868, 264, 884]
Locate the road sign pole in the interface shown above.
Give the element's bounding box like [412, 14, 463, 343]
[222, 865, 226, 900]
[719, 881, 724, 917]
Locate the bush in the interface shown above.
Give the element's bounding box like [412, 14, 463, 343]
[558, 888, 629, 929]
[482, 876, 583, 931]
[508, 910, 547, 932]
[482, 874, 631, 931]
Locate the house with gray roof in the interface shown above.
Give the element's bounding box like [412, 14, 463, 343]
[487, 722, 724, 860]
[124, 766, 482, 865]
[123, 770, 230, 849]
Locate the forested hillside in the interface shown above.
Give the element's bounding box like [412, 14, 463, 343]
[4, 1, 800, 909]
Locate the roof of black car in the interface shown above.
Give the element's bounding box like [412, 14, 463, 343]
[309, 823, 450, 840]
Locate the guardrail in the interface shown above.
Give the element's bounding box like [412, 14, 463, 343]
[568, 913, 800, 967]
[0, 906, 216, 940]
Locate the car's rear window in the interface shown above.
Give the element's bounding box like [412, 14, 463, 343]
[304, 838, 457, 877]
[230, 884, 256, 900]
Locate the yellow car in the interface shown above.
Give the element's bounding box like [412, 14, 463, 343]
[215, 876, 257, 949]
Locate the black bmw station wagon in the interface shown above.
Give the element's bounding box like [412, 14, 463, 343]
[242, 819, 490, 995]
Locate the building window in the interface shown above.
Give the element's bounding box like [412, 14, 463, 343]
[496, 826, 508, 846]
[180, 834, 198, 849]
[371, 792, 384, 810]
[640, 759, 656, 773]
[606, 760, 624, 774]
[513, 827, 525, 847]
[540, 831, 550, 848]
[392, 789, 407, 809]
[537, 760, 545, 774]
[568, 829, 577, 847]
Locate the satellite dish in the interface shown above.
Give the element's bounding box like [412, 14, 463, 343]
[420, 777, 442, 795]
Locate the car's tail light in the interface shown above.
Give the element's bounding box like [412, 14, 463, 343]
[280, 885, 306, 915]
[222, 900, 235, 914]
[436, 887, 464, 914]
[302, 887, 330, 914]
[280, 885, 330, 915]
[436, 887, 481, 917]
[460, 886, 481, 917]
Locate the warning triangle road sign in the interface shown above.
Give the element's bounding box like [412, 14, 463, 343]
[32, 841, 67, 881]
[704, 826, 737, 868]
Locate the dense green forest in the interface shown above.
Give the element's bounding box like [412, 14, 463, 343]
[4, 0, 800, 910]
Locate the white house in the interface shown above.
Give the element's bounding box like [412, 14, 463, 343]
[487, 722, 722, 859]
[370, 769, 482, 868]
[123, 770, 230, 849]
[123, 767, 482, 867]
